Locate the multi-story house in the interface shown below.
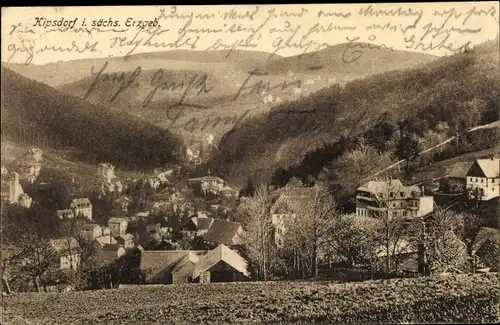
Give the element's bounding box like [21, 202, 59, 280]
[466, 158, 499, 201]
[188, 171, 225, 196]
[1, 172, 31, 207]
[18, 149, 43, 184]
[356, 179, 434, 220]
[97, 163, 123, 194]
[97, 163, 115, 183]
[70, 198, 93, 220]
[108, 217, 128, 236]
[48, 237, 81, 270]
[1, 166, 8, 178]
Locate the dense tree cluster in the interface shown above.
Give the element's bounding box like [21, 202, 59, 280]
[213, 39, 499, 199]
[1, 68, 185, 172]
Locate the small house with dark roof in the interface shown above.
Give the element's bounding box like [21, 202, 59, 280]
[80, 223, 102, 240]
[138, 245, 249, 285]
[48, 237, 80, 270]
[183, 216, 215, 236]
[171, 252, 200, 284]
[139, 250, 208, 284]
[466, 158, 499, 201]
[108, 217, 128, 236]
[94, 244, 126, 267]
[439, 161, 473, 193]
[70, 198, 93, 220]
[202, 219, 244, 247]
[116, 233, 135, 249]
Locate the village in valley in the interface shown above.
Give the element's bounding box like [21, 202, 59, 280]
[1, 129, 498, 292]
[1, 4, 499, 323]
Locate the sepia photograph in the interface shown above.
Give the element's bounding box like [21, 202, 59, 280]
[0, 3, 499, 324]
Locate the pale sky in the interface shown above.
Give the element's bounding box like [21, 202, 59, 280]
[1, 2, 499, 65]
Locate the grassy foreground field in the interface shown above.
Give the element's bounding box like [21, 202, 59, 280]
[3, 274, 499, 324]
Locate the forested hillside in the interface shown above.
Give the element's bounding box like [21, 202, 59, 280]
[262, 42, 437, 75]
[1, 68, 184, 171]
[213, 37, 499, 198]
[3, 49, 283, 88]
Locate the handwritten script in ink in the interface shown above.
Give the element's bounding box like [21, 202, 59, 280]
[2, 3, 498, 134]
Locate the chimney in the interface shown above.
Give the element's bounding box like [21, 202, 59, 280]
[421, 185, 425, 195]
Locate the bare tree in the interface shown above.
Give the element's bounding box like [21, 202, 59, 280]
[283, 183, 338, 278]
[370, 180, 415, 276]
[239, 184, 278, 280]
[1, 247, 31, 294]
[20, 237, 59, 292]
[409, 209, 469, 275]
[324, 213, 379, 269]
[321, 142, 393, 201]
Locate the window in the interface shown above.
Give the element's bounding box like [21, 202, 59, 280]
[400, 192, 406, 198]
[481, 178, 484, 183]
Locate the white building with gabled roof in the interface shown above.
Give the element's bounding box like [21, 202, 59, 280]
[466, 158, 499, 201]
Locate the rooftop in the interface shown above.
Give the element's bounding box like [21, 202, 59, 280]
[475, 158, 499, 178]
[472, 227, 500, 252]
[447, 161, 474, 178]
[202, 219, 243, 246]
[192, 244, 249, 279]
[140, 250, 208, 281]
[108, 217, 128, 224]
[116, 233, 134, 241]
[71, 198, 92, 208]
[358, 179, 421, 200]
[81, 223, 101, 230]
[49, 237, 80, 254]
